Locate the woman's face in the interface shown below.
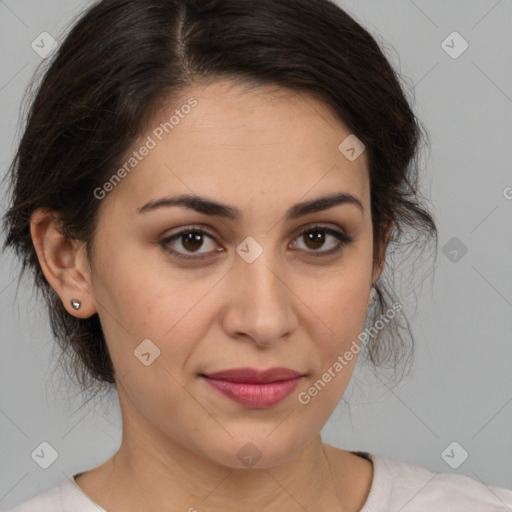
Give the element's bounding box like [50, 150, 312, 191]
[87, 80, 383, 468]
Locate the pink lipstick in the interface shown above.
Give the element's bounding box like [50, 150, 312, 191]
[201, 367, 303, 408]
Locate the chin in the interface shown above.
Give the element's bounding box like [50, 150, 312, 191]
[196, 428, 314, 470]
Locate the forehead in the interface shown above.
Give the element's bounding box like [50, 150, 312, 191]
[111, 80, 370, 217]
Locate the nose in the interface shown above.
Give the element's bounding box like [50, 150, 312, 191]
[221, 246, 297, 347]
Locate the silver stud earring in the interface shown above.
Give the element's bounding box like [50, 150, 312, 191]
[70, 298, 81, 310]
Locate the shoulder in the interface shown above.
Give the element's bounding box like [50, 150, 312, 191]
[5, 473, 106, 512]
[363, 451, 512, 511]
[5, 484, 62, 512]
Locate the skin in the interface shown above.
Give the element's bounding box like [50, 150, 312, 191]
[31, 79, 390, 512]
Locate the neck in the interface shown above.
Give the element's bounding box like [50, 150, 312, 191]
[120, 436, 344, 510]
[75, 386, 372, 512]
[89, 425, 352, 512]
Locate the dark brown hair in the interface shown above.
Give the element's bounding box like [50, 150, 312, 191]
[2, 0, 438, 401]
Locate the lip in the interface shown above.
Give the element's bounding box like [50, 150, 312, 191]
[204, 367, 303, 383]
[201, 367, 304, 408]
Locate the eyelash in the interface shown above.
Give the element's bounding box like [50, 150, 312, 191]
[159, 224, 353, 261]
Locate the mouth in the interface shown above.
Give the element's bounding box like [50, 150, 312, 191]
[200, 367, 304, 409]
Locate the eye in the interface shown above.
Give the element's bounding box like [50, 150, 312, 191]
[160, 228, 221, 260]
[289, 224, 353, 257]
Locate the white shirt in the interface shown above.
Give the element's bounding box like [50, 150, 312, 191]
[6, 451, 512, 511]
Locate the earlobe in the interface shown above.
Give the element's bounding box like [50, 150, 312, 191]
[368, 283, 377, 306]
[369, 222, 392, 299]
[30, 208, 97, 318]
[372, 221, 392, 284]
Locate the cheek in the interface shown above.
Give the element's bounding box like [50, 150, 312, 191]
[298, 282, 367, 419]
[307, 267, 372, 341]
[115, 359, 220, 460]
[301, 273, 372, 405]
[91, 246, 221, 374]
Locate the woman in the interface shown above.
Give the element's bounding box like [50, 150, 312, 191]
[3, 0, 512, 510]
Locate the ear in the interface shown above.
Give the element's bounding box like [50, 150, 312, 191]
[371, 221, 392, 284]
[30, 208, 97, 318]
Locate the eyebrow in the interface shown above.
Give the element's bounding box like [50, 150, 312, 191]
[137, 192, 364, 219]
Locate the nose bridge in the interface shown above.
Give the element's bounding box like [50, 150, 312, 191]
[241, 248, 283, 301]
[227, 237, 295, 343]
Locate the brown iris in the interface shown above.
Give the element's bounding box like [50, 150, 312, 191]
[181, 232, 204, 252]
[303, 230, 325, 250]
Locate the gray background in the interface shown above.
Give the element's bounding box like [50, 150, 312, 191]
[1, 0, 511, 509]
